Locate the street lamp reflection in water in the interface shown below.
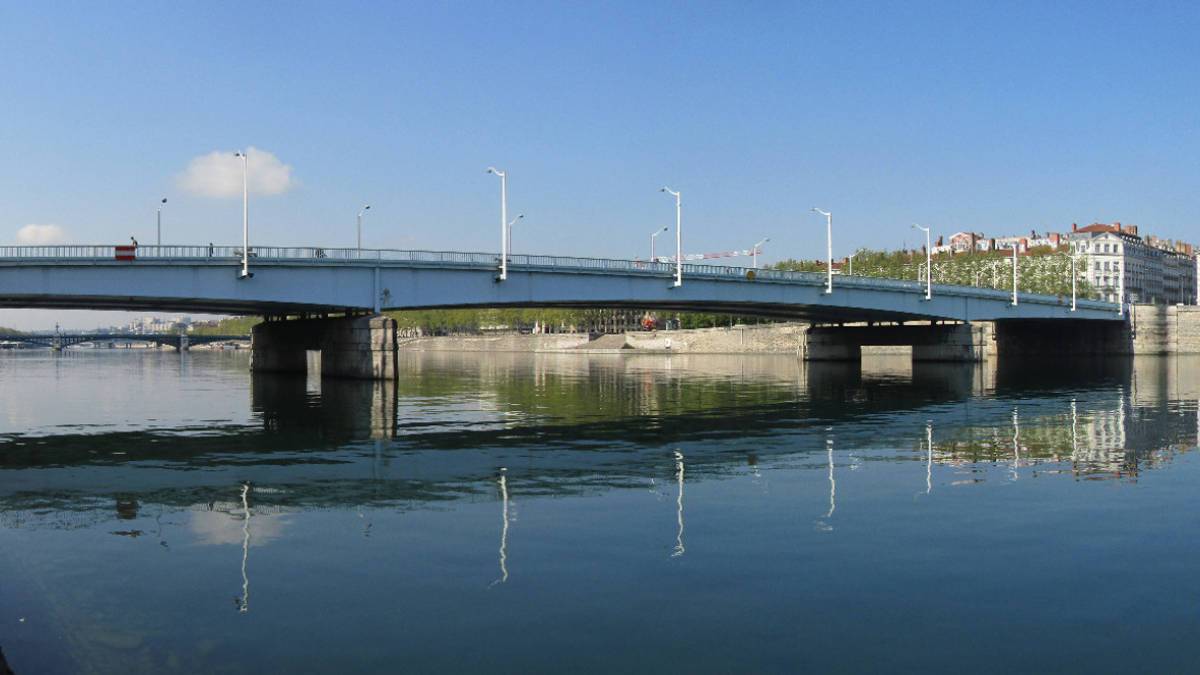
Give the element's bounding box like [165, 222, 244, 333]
[490, 468, 510, 587]
[672, 451, 685, 557]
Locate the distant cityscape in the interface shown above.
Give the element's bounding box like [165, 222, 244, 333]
[925, 221, 1197, 306]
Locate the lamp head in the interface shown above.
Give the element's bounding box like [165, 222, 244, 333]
[364, 205, 371, 211]
[161, 198, 168, 204]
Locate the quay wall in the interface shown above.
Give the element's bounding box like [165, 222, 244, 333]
[395, 305, 1200, 357]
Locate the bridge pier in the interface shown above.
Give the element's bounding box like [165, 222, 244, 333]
[801, 323, 989, 363]
[251, 314, 398, 380]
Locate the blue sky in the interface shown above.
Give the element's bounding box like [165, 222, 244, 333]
[2, 1, 1198, 328]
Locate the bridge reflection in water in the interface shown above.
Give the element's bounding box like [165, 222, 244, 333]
[0, 354, 1198, 650]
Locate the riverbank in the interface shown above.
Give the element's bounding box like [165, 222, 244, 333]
[398, 323, 817, 354]
[396, 305, 1200, 356]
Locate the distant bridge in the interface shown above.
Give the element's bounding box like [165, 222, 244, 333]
[0, 245, 1120, 323]
[0, 332, 248, 350]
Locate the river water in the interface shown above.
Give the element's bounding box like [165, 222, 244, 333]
[1, 349, 1198, 673]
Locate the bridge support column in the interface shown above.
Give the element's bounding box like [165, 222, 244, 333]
[251, 314, 398, 380]
[802, 323, 986, 363]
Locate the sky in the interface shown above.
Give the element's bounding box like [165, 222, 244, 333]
[2, 1, 1198, 329]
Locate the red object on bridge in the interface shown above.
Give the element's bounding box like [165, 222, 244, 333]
[115, 245, 136, 261]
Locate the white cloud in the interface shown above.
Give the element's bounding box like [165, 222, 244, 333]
[177, 146, 295, 198]
[15, 224, 68, 244]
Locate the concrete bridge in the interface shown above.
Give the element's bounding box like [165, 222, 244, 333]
[1, 332, 247, 351]
[0, 244, 1123, 377]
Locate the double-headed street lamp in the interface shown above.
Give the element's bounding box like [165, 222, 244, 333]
[811, 208, 833, 294]
[752, 237, 769, 269]
[650, 226, 668, 262]
[357, 205, 371, 250]
[156, 198, 167, 247]
[661, 187, 682, 287]
[846, 251, 857, 276]
[234, 151, 251, 279]
[912, 224, 932, 300]
[487, 167, 509, 281]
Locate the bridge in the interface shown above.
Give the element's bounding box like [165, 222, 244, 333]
[0, 332, 248, 351]
[0, 244, 1125, 377]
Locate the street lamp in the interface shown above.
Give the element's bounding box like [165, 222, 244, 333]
[156, 198, 167, 247]
[357, 205, 371, 251]
[661, 187, 682, 287]
[846, 250, 858, 276]
[650, 225, 668, 262]
[506, 214, 524, 256]
[487, 167, 508, 281]
[234, 151, 251, 279]
[752, 237, 769, 269]
[1009, 243, 1019, 306]
[812, 208, 833, 294]
[1062, 251, 1077, 312]
[912, 224, 931, 300]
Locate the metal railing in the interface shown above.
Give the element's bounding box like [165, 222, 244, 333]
[0, 244, 1118, 310]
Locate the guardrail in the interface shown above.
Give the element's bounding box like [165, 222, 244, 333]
[0, 244, 1117, 310]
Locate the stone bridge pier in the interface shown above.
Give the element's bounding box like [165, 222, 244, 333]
[251, 314, 399, 380]
[801, 323, 990, 362]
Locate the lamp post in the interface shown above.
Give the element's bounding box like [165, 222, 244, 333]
[752, 237, 769, 269]
[1062, 252, 1077, 312]
[812, 208, 833, 294]
[156, 198, 167, 247]
[1117, 256, 1125, 317]
[650, 226, 668, 262]
[506, 214, 524, 256]
[912, 224, 932, 300]
[487, 167, 508, 281]
[234, 151, 250, 279]
[847, 251, 857, 276]
[356, 205, 371, 251]
[661, 187, 682, 287]
[1010, 243, 1019, 306]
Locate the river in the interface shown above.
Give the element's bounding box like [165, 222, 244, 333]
[1, 350, 1198, 673]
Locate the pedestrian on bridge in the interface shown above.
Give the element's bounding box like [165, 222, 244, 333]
[130, 236, 138, 248]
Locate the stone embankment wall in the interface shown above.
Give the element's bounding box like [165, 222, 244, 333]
[399, 324, 807, 354]
[398, 333, 591, 352]
[1133, 304, 1200, 355]
[394, 306, 1200, 357]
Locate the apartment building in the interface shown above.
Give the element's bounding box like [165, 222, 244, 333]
[1067, 223, 1197, 305]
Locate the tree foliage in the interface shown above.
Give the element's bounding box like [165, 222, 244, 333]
[773, 246, 1099, 299]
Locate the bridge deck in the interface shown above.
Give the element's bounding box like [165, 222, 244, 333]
[0, 245, 1121, 323]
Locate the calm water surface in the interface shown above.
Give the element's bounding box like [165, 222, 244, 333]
[1, 349, 1198, 673]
